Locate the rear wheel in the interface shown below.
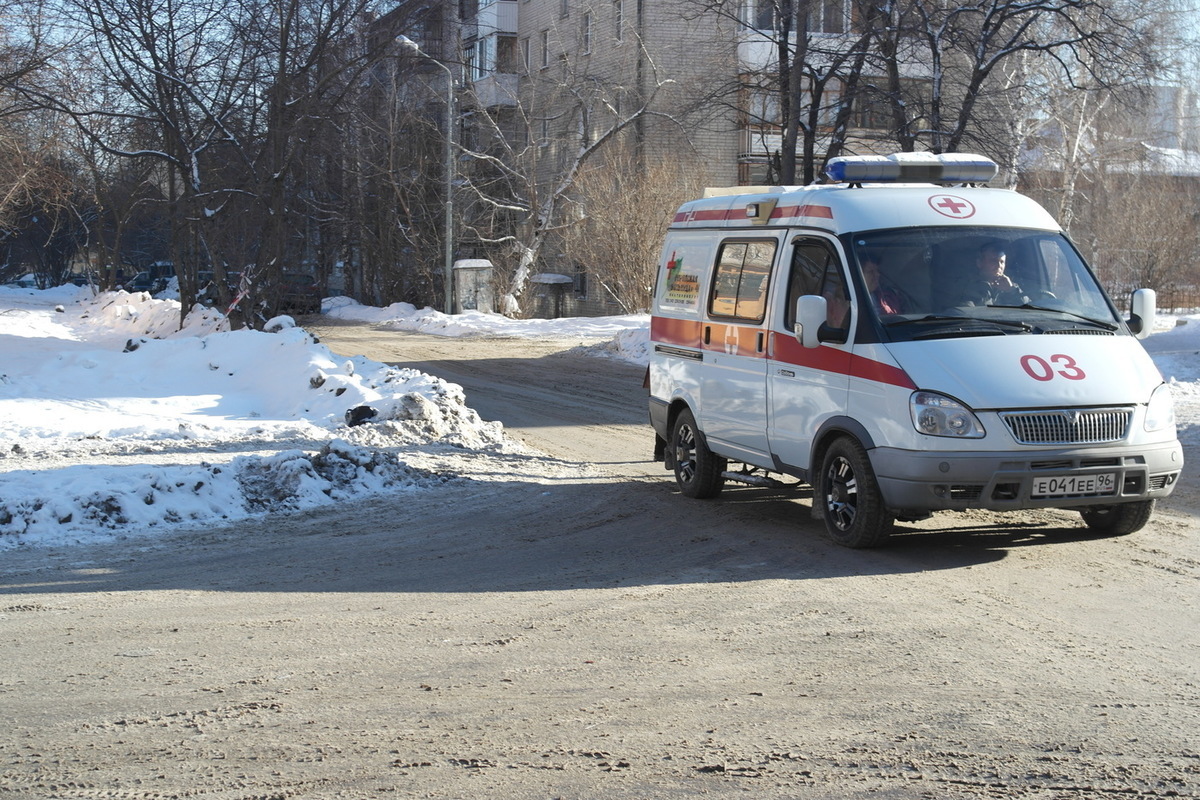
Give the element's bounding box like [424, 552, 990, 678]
[1079, 500, 1154, 536]
[671, 409, 726, 499]
[819, 436, 893, 548]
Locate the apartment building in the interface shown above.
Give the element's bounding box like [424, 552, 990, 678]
[376, 0, 916, 313]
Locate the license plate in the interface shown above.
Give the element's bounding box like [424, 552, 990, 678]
[1032, 473, 1117, 497]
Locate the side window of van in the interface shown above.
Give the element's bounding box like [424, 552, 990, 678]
[708, 239, 777, 322]
[785, 240, 849, 328]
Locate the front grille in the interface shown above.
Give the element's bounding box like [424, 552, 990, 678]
[1000, 407, 1132, 445]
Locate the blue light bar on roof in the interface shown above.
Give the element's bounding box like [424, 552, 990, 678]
[825, 153, 998, 184]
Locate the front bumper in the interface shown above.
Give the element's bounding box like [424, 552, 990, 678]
[870, 440, 1183, 512]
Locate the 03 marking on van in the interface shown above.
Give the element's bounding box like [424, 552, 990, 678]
[1021, 354, 1087, 382]
[928, 194, 976, 219]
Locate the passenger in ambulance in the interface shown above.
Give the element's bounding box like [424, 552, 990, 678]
[822, 271, 851, 328]
[955, 240, 1027, 306]
[860, 252, 906, 315]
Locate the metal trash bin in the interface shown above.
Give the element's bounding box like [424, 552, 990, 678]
[530, 272, 573, 319]
[453, 259, 494, 313]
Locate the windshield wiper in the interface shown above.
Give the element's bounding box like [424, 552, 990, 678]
[990, 303, 1120, 331]
[885, 314, 1031, 332]
[884, 314, 974, 327]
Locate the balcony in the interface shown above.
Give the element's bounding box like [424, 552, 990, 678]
[470, 73, 519, 108]
[740, 129, 781, 160]
[471, 0, 518, 35]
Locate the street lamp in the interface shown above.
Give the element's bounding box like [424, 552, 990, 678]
[396, 35, 455, 315]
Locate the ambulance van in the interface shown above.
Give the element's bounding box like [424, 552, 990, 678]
[648, 152, 1182, 548]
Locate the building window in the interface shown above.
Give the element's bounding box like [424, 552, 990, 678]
[745, 84, 780, 126]
[811, 0, 848, 34]
[742, 0, 850, 33]
[743, 77, 844, 129]
[582, 11, 592, 53]
[742, 0, 776, 31]
[464, 40, 478, 81]
[853, 78, 930, 130]
[560, 0, 569, 18]
[520, 36, 530, 71]
[472, 38, 492, 80]
[497, 35, 518, 72]
[613, 0, 623, 41]
[540, 29, 550, 68]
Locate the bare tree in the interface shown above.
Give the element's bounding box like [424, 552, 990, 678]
[874, 0, 1162, 156]
[340, 46, 448, 308]
[456, 39, 689, 316]
[559, 142, 703, 313]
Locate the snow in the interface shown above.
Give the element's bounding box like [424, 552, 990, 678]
[1, 283, 1195, 551]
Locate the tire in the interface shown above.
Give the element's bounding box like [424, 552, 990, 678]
[1079, 500, 1155, 536]
[819, 436, 894, 548]
[670, 408, 726, 499]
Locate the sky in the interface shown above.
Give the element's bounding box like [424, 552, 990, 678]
[0, 284, 1196, 552]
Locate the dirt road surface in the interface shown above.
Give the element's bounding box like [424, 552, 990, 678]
[3, 319, 1198, 799]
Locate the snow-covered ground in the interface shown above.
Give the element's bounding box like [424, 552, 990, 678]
[1, 284, 1196, 551]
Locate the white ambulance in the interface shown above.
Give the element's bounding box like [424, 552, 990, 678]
[648, 152, 1182, 548]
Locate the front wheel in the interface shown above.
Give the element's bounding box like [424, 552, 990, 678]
[819, 437, 894, 548]
[1079, 500, 1155, 536]
[670, 408, 726, 499]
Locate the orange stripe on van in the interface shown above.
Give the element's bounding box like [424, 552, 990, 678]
[700, 322, 767, 357]
[651, 316, 704, 347]
[778, 204, 835, 220]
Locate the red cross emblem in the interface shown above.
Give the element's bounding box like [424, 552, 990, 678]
[928, 194, 976, 219]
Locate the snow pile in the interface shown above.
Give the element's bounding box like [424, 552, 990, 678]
[0, 288, 503, 549]
[325, 296, 647, 342]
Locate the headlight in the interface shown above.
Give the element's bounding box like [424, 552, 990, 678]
[1145, 383, 1176, 433]
[910, 391, 985, 438]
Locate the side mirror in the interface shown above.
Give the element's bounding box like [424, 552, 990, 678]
[1129, 288, 1156, 340]
[795, 295, 827, 349]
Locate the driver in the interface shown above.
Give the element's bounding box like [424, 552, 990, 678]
[958, 241, 1026, 306]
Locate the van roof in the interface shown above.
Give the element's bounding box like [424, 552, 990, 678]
[670, 182, 1062, 235]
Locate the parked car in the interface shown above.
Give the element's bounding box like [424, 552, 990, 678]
[3, 274, 38, 289]
[280, 273, 322, 315]
[124, 271, 168, 294]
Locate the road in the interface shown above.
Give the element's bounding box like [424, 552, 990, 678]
[1, 319, 1198, 799]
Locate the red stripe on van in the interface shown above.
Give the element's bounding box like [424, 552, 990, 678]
[773, 336, 916, 389]
[652, 319, 915, 389]
[671, 208, 741, 224]
[671, 204, 835, 225]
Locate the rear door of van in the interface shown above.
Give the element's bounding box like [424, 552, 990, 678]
[696, 236, 781, 464]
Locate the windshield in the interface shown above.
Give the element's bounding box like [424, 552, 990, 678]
[849, 227, 1122, 340]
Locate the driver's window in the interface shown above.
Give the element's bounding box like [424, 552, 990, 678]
[786, 239, 848, 329]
